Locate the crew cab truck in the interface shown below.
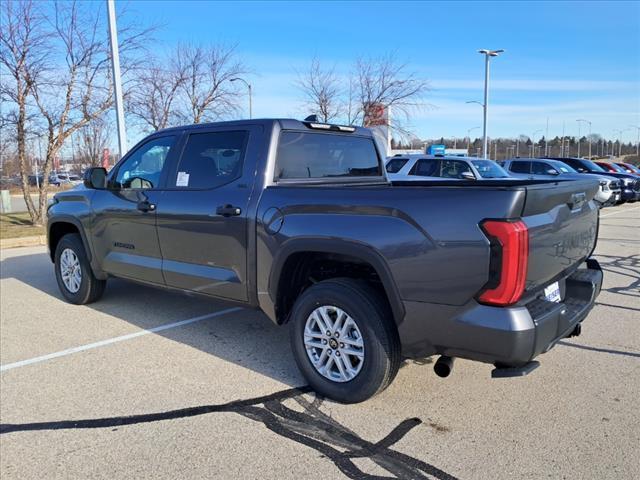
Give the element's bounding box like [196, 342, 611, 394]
[48, 119, 603, 403]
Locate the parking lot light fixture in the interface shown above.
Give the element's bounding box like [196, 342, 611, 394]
[576, 119, 592, 158]
[531, 130, 542, 157]
[230, 77, 252, 119]
[466, 126, 480, 155]
[478, 49, 504, 159]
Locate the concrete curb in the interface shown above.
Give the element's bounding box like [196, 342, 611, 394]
[0, 235, 46, 249]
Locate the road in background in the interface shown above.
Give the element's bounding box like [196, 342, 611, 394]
[1, 204, 639, 479]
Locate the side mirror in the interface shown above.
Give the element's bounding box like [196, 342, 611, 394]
[84, 167, 107, 189]
[461, 171, 476, 180]
[547, 168, 560, 175]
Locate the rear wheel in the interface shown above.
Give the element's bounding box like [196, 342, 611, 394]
[289, 278, 400, 403]
[54, 233, 106, 304]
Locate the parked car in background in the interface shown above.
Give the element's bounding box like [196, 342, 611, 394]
[28, 174, 45, 186]
[547, 157, 640, 204]
[500, 158, 619, 207]
[614, 162, 640, 175]
[50, 172, 84, 187]
[47, 118, 603, 403]
[594, 161, 640, 178]
[385, 154, 512, 180]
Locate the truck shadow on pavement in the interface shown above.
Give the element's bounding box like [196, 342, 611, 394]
[0, 386, 458, 480]
[1, 252, 457, 479]
[596, 253, 639, 299]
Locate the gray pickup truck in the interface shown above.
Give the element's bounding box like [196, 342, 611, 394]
[47, 119, 603, 403]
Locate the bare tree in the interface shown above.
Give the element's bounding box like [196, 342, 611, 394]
[1, 0, 152, 225]
[0, 0, 49, 220]
[353, 53, 429, 134]
[176, 43, 246, 123]
[127, 63, 186, 131]
[295, 57, 342, 123]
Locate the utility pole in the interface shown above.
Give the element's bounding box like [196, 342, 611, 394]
[478, 49, 504, 159]
[561, 122, 565, 157]
[107, 0, 127, 158]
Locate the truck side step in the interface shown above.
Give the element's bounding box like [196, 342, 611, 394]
[491, 361, 540, 378]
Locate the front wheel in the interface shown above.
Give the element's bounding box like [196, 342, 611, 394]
[54, 233, 106, 304]
[289, 278, 401, 403]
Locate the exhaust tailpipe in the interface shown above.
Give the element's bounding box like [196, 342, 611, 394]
[434, 356, 455, 378]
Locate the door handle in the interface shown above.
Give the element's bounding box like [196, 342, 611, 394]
[216, 204, 242, 217]
[137, 200, 156, 212]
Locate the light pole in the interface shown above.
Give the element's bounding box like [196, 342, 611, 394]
[230, 77, 252, 119]
[629, 125, 640, 158]
[531, 130, 542, 157]
[466, 126, 480, 155]
[576, 119, 591, 159]
[478, 49, 504, 159]
[107, 0, 127, 158]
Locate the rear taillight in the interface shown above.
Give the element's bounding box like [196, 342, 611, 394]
[478, 219, 529, 306]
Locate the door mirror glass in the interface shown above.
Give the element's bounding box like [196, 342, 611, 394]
[547, 168, 560, 175]
[83, 167, 107, 189]
[460, 171, 476, 180]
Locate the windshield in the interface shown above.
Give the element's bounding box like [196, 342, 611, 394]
[470, 160, 510, 178]
[579, 159, 606, 172]
[549, 160, 577, 173]
[607, 163, 627, 173]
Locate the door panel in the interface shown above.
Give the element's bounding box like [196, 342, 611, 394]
[156, 126, 262, 302]
[90, 134, 180, 285]
[91, 189, 164, 283]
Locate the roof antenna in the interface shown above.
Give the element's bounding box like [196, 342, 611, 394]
[304, 114, 319, 122]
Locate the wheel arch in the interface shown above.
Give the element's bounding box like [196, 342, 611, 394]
[48, 216, 93, 263]
[268, 238, 405, 326]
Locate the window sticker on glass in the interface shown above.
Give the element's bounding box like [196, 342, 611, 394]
[176, 171, 190, 187]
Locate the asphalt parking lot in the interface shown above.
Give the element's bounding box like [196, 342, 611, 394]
[1, 203, 639, 480]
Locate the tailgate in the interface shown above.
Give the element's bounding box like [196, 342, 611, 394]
[521, 178, 599, 295]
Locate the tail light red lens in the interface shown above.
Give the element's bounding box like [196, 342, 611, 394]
[478, 219, 529, 306]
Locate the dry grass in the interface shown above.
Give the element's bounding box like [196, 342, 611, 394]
[0, 212, 46, 239]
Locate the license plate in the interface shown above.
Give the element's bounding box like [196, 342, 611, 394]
[544, 281, 561, 303]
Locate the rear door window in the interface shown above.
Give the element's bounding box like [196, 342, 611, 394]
[510, 161, 531, 174]
[386, 158, 408, 173]
[276, 131, 381, 179]
[409, 159, 439, 176]
[174, 131, 248, 189]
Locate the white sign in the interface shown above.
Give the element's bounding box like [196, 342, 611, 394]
[176, 171, 190, 187]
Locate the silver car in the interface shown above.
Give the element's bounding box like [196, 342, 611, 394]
[386, 154, 513, 181]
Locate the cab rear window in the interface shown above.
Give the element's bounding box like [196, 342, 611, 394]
[276, 131, 381, 180]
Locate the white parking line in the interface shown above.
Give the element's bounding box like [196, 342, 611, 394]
[0, 307, 242, 372]
[600, 205, 640, 217]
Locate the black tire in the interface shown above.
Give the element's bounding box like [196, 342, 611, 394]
[289, 278, 401, 403]
[54, 233, 106, 304]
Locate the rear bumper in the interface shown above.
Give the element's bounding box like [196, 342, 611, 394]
[398, 259, 603, 367]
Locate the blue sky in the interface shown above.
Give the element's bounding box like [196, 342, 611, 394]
[121, 0, 640, 143]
